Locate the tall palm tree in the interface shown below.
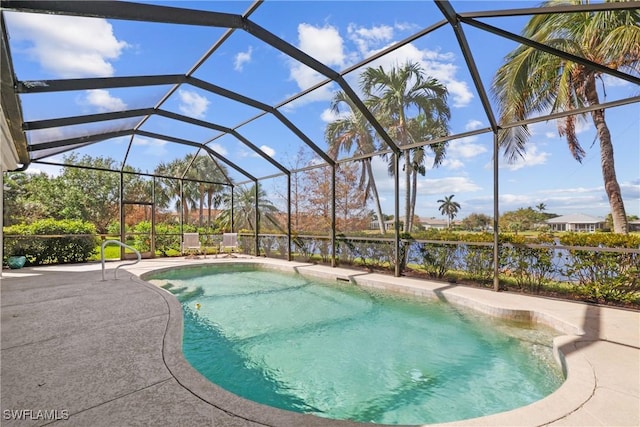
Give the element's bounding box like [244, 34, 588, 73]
[184, 153, 226, 228]
[361, 61, 450, 232]
[325, 90, 386, 234]
[437, 194, 461, 228]
[406, 113, 449, 228]
[155, 158, 196, 224]
[217, 183, 280, 232]
[492, 0, 639, 234]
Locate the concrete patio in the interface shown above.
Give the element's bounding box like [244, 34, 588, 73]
[1, 257, 638, 426]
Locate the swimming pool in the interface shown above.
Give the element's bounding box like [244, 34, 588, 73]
[149, 264, 564, 425]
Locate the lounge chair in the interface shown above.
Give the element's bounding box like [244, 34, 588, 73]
[220, 232, 238, 257]
[182, 232, 203, 257]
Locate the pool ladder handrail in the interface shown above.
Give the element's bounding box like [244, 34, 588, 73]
[101, 240, 141, 281]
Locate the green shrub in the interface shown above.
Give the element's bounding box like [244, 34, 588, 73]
[106, 221, 131, 237]
[560, 233, 640, 303]
[459, 233, 494, 284]
[131, 220, 152, 253]
[418, 242, 458, 279]
[4, 219, 98, 265]
[155, 223, 181, 256]
[500, 233, 557, 292]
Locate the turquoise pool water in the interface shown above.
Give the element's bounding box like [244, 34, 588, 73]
[150, 264, 564, 425]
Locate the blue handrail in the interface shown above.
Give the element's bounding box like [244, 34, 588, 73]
[101, 240, 141, 281]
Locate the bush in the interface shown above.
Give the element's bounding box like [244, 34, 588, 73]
[500, 233, 557, 292]
[559, 233, 640, 303]
[418, 242, 458, 279]
[4, 219, 98, 265]
[154, 223, 181, 256]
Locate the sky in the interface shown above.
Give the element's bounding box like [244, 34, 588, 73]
[3, 0, 639, 220]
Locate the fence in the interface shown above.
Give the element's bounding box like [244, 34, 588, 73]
[3, 232, 638, 303]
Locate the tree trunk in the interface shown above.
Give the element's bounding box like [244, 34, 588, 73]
[207, 191, 213, 228]
[410, 165, 418, 231]
[365, 159, 386, 234]
[585, 76, 628, 234]
[198, 187, 205, 227]
[182, 199, 189, 225]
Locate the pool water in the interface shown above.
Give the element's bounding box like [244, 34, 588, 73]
[150, 265, 564, 425]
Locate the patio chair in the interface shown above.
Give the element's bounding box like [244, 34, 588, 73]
[220, 232, 238, 257]
[182, 232, 204, 257]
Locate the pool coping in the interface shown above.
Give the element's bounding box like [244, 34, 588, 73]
[134, 257, 639, 427]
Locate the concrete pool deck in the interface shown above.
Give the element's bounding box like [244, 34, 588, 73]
[1, 256, 638, 426]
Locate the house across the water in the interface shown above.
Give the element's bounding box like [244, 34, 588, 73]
[545, 213, 606, 232]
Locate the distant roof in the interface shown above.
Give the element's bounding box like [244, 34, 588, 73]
[546, 213, 605, 224]
[420, 217, 449, 225]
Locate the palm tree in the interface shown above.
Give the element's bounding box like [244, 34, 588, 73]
[406, 113, 449, 229]
[492, 1, 639, 234]
[217, 183, 280, 232]
[437, 194, 461, 228]
[325, 90, 386, 234]
[184, 153, 226, 228]
[536, 203, 547, 213]
[155, 158, 196, 224]
[361, 61, 450, 232]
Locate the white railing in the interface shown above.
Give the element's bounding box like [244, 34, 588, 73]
[101, 240, 141, 281]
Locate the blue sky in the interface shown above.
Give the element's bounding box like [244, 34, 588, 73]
[4, 1, 639, 220]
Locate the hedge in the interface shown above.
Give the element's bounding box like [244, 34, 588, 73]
[4, 219, 99, 266]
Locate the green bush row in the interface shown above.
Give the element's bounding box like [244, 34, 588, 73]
[271, 231, 639, 304]
[4, 219, 99, 266]
[414, 231, 640, 303]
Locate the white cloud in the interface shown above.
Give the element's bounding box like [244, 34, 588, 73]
[530, 114, 592, 138]
[394, 22, 420, 32]
[6, 12, 129, 78]
[528, 182, 639, 216]
[371, 156, 480, 194]
[133, 136, 168, 157]
[501, 145, 550, 171]
[234, 46, 253, 71]
[289, 64, 332, 92]
[417, 176, 482, 194]
[465, 120, 484, 132]
[283, 22, 473, 114]
[448, 139, 488, 159]
[285, 23, 347, 105]
[297, 23, 346, 67]
[209, 143, 228, 157]
[242, 144, 276, 158]
[320, 107, 350, 123]
[348, 23, 394, 55]
[499, 193, 536, 205]
[438, 120, 489, 169]
[259, 145, 276, 157]
[82, 89, 127, 112]
[25, 155, 63, 177]
[441, 158, 465, 170]
[178, 89, 210, 119]
[366, 43, 474, 108]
